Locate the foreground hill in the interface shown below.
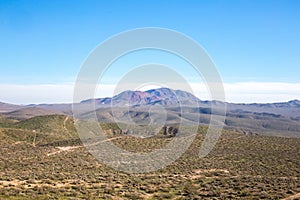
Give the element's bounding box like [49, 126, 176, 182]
[0, 120, 299, 199]
[0, 115, 17, 127]
[0, 115, 78, 146]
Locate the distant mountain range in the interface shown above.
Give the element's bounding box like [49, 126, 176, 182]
[0, 87, 300, 137]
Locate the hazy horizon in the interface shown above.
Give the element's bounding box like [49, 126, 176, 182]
[1, 85, 299, 105]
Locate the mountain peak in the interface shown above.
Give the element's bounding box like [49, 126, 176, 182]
[82, 88, 201, 107]
[118, 88, 200, 106]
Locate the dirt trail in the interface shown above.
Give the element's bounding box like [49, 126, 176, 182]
[47, 146, 81, 156]
[63, 116, 69, 130]
[282, 193, 300, 200]
[193, 169, 230, 174]
[0, 179, 105, 189]
[190, 169, 230, 179]
[63, 116, 73, 137]
[47, 136, 123, 156]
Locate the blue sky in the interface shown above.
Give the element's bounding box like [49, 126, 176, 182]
[0, 0, 300, 103]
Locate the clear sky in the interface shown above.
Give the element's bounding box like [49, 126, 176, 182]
[0, 0, 300, 104]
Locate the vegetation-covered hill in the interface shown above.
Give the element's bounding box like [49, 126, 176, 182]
[0, 115, 299, 199]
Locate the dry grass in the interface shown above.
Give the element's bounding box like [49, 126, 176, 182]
[0, 125, 299, 199]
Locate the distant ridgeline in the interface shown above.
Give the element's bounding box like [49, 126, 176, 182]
[0, 88, 300, 138]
